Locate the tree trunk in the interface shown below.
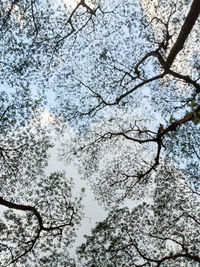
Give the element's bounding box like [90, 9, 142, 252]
[166, 0, 200, 68]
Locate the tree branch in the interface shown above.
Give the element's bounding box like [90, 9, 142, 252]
[0, 197, 74, 264]
[166, 0, 200, 68]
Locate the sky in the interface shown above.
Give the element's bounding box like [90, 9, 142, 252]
[33, 0, 157, 255]
[1, 0, 199, 265]
[45, 131, 108, 253]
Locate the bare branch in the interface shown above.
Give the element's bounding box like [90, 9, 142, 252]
[166, 0, 200, 68]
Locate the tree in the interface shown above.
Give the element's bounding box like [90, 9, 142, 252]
[1, 0, 200, 265]
[77, 162, 200, 266]
[0, 91, 84, 266]
[0, 0, 99, 265]
[58, 0, 200, 265]
[0, 172, 83, 266]
[59, 0, 200, 200]
[0, 0, 106, 89]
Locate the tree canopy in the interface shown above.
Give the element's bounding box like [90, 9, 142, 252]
[0, 0, 200, 266]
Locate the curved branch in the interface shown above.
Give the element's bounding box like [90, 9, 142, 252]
[0, 197, 74, 231]
[125, 233, 200, 266]
[0, 197, 74, 264]
[168, 69, 200, 92]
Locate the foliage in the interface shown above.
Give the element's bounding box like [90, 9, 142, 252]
[0, 92, 84, 265]
[1, 0, 200, 266]
[0, 172, 83, 266]
[59, 0, 200, 265]
[77, 162, 200, 266]
[59, 0, 200, 199]
[0, 0, 99, 265]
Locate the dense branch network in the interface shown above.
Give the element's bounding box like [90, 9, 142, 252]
[0, 0, 109, 83]
[0, 99, 82, 265]
[77, 167, 200, 266]
[77, 0, 200, 116]
[1, 0, 200, 265]
[71, 0, 200, 184]
[0, 197, 74, 265]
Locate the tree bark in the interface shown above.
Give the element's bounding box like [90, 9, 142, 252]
[166, 0, 200, 68]
[0, 197, 44, 229]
